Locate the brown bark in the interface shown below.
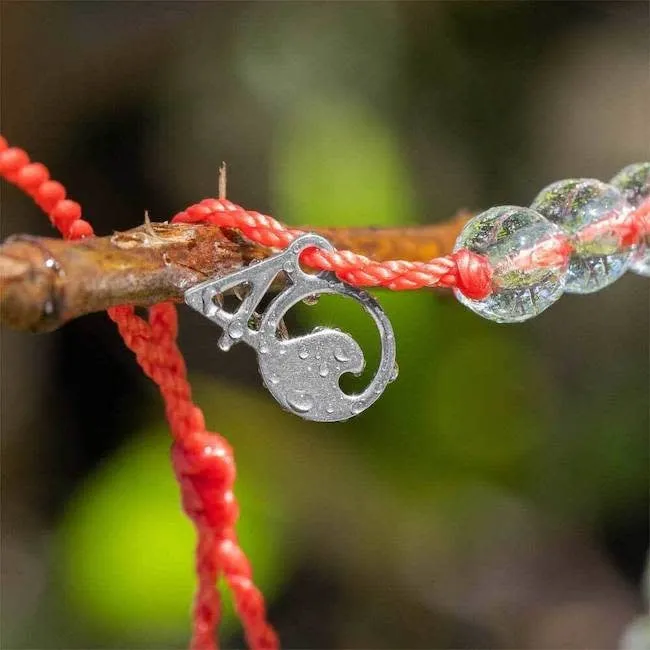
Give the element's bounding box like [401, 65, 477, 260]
[0, 213, 470, 333]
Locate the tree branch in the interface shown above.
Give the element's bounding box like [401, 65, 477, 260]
[0, 213, 470, 333]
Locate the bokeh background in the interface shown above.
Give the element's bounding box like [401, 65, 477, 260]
[1, 2, 648, 648]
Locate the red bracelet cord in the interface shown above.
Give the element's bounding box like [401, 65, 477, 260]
[171, 198, 494, 298]
[170, 196, 648, 285]
[1, 136, 647, 649]
[0, 138, 276, 650]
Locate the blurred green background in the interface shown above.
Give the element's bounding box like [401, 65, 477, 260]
[1, 2, 648, 648]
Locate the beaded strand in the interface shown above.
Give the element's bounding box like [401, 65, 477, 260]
[453, 164, 649, 322]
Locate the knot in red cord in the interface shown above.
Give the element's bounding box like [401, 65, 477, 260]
[627, 197, 650, 245]
[172, 431, 238, 530]
[613, 207, 644, 248]
[451, 248, 493, 300]
[172, 431, 239, 530]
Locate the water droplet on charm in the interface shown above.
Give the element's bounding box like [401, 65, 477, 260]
[334, 348, 350, 363]
[350, 401, 365, 415]
[390, 363, 399, 382]
[286, 390, 314, 413]
[279, 348, 286, 356]
[298, 347, 309, 360]
[302, 293, 319, 306]
[268, 374, 280, 385]
[318, 363, 329, 377]
[228, 320, 244, 339]
[259, 343, 269, 354]
[283, 261, 294, 273]
[326, 404, 334, 414]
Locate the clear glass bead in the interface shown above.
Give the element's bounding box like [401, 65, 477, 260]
[610, 162, 650, 277]
[530, 178, 634, 294]
[453, 206, 569, 323]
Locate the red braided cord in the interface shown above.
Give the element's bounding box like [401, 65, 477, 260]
[0, 137, 278, 650]
[172, 196, 649, 295]
[172, 199, 495, 299]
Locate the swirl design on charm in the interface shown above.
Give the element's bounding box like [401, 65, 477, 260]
[184, 234, 398, 422]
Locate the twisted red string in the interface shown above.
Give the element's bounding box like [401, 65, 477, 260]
[0, 137, 277, 650]
[172, 199, 495, 299]
[172, 197, 649, 295]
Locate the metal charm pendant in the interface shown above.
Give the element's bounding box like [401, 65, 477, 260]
[184, 234, 397, 422]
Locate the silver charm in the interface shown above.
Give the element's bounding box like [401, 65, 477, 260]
[184, 234, 397, 422]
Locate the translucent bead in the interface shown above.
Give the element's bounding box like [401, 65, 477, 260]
[610, 162, 650, 277]
[530, 178, 634, 294]
[453, 206, 569, 323]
